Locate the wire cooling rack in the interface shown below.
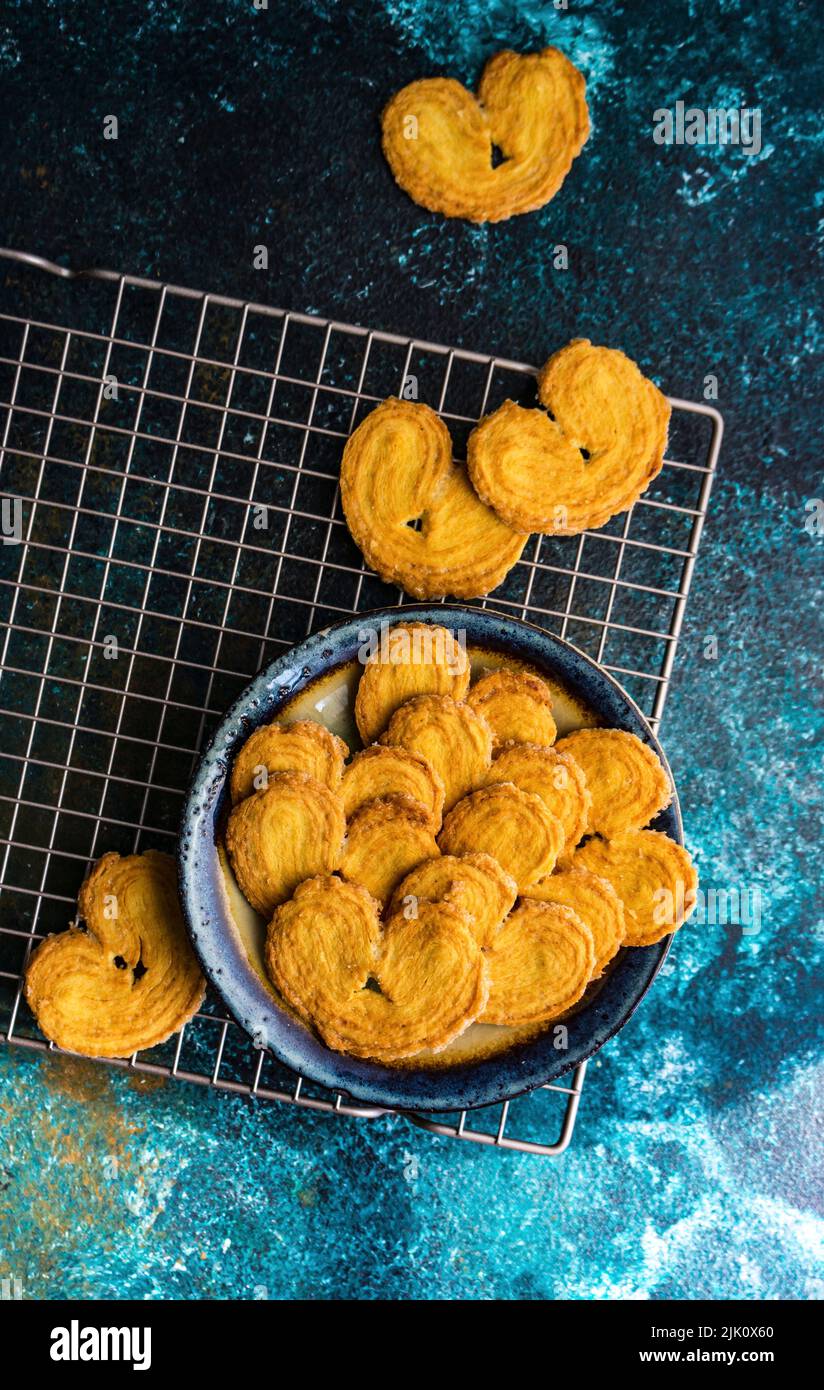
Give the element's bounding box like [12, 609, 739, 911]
[0, 247, 722, 1155]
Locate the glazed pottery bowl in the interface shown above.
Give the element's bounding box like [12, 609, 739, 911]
[178, 605, 683, 1113]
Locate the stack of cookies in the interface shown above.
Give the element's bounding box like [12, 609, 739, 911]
[224, 622, 697, 1064]
[341, 340, 671, 601]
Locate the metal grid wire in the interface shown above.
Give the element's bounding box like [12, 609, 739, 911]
[0, 248, 722, 1155]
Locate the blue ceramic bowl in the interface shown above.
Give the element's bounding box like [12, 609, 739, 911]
[178, 605, 683, 1113]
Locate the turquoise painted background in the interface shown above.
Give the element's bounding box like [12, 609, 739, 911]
[0, 0, 822, 1299]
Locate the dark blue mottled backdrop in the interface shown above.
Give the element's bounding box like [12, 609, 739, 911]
[0, 0, 821, 1300]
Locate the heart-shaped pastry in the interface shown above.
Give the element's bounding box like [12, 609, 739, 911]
[467, 340, 671, 534]
[389, 851, 517, 950]
[225, 771, 345, 917]
[529, 867, 626, 977]
[381, 47, 589, 223]
[230, 719, 348, 804]
[265, 875, 487, 1060]
[481, 898, 595, 1025]
[381, 692, 493, 812]
[480, 742, 590, 858]
[555, 728, 671, 838]
[341, 744, 445, 829]
[438, 782, 564, 890]
[266, 875, 381, 1031]
[339, 794, 440, 904]
[571, 830, 697, 946]
[340, 398, 526, 599]
[355, 621, 470, 743]
[24, 851, 205, 1057]
[466, 668, 557, 749]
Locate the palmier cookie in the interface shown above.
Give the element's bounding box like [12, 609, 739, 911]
[340, 398, 526, 599]
[265, 875, 381, 1029]
[341, 745, 445, 829]
[340, 795, 440, 905]
[389, 851, 517, 950]
[572, 830, 698, 947]
[467, 339, 671, 534]
[323, 901, 488, 1060]
[481, 899, 594, 1026]
[381, 47, 589, 223]
[467, 668, 556, 749]
[225, 771, 345, 917]
[230, 718, 348, 804]
[438, 783, 563, 891]
[555, 727, 671, 838]
[481, 742, 590, 858]
[382, 693, 493, 812]
[266, 877, 487, 1061]
[355, 621, 469, 743]
[529, 867, 625, 977]
[24, 851, 205, 1058]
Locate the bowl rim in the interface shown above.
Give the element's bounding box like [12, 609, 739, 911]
[178, 603, 681, 1113]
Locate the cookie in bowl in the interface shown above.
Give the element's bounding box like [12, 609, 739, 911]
[181, 607, 696, 1112]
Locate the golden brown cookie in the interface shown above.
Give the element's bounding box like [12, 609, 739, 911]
[467, 340, 671, 533]
[381, 47, 589, 223]
[481, 742, 590, 857]
[340, 795, 440, 904]
[481, 899, 594, 1026]
[225, 771, 345, 917]
[354, 621, 470, 743]
[230, 718, 348, 804]
[388, 851, 517, 950]
[555, 727, 671, 838]
[572, 830, 698, 946]
[340, 398, 526, 599]
[24, 851, 205, 1058]
[382, 692, 493, 812]
[340, 744, 445, 829]
[266, 877, 487, 1061]
[324, 901, 487, 1060]
[529, 867, 625, 977]
[466, 668, 557, 749]
[265, 874, 382, 1027]
[438, 782, 564, 890]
